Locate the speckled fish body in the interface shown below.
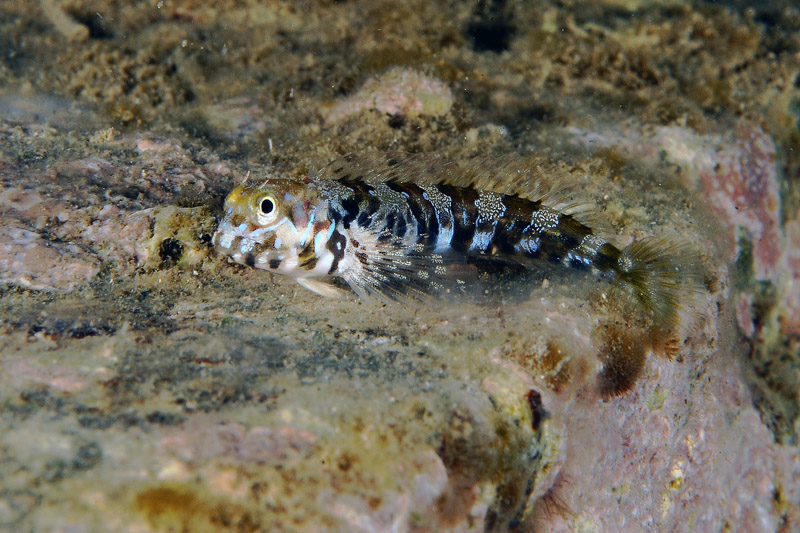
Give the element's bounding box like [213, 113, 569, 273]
[213, 155, 688, 328]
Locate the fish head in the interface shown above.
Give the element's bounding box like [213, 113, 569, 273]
[213, 179, 320, 270]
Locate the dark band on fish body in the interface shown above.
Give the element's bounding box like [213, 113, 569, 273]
[595, 243, 623, 273]
[492, 219, 526, 255]
[384, 181, 431, 240]
[327, 230, 347, 274]
[405, 183, 440, 245]
[328, 206, 342, 224]
[384, 212, 397, 235]
[555, 215, 591, 248]
[298, 240, 316, 263]
[436, 184, 478, 253]
[508, 210, 593, 266]
[357, 189, 381, 228]
[340, 197, 360, 227]
[301, 256, 319, 270]
[490, 195, 535, 253]
[298, 241, 320, 269]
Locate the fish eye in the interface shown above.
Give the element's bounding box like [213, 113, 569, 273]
[252, 193, 280, 225]
[259, 196, 276, 215]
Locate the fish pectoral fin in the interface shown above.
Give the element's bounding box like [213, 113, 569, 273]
[337, 226, 451, 304]
[296, 277, 346, 298]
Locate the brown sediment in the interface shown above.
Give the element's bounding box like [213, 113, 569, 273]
[135, 484, 260, 532]
[596, 319, 649, 398]
[531, 472, 575, 523]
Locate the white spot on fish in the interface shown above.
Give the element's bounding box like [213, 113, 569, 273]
[218, 233, 234, 249]
[314, 230, 327, 254]
[518, 236, 540, 254]
[530, 210, 559, 232]
[470, 229, 494, 251]
[422, 186, 454, 252]
[475, 191, 505, 222]
[436, 225, 454, 252]
[300, 209, 316, 246]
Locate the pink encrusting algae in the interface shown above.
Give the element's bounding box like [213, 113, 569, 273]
[569, 123, 781, 281]
[567, 121, 799, 337]
[321, 68, 454, 125]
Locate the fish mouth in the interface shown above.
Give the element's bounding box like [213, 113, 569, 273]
[212, 222, 279, 268]
[213, 220, 251, 256]
[214, 230, 252, 255]
[212, 223, 239, 253]
[213, 230, 256, 267]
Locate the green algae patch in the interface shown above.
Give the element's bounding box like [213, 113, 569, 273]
[646, 385, 667, 412]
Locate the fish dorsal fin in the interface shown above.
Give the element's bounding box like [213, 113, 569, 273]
[439, 153, 597, 220]
[318, 152, 456, 187]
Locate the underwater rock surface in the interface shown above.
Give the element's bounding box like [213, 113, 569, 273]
[1, 0, 799, 531]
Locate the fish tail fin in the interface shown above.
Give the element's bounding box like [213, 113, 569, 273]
[615, 238, 702, 343]
[595, 238, 704, 396]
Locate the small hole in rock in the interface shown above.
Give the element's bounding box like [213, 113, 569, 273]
[159, 238, 184, 267]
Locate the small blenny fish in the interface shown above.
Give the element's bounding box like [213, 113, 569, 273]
[213, 154, 692, 329]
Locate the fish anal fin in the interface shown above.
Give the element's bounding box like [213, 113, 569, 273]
[296, 277, 347, 298]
